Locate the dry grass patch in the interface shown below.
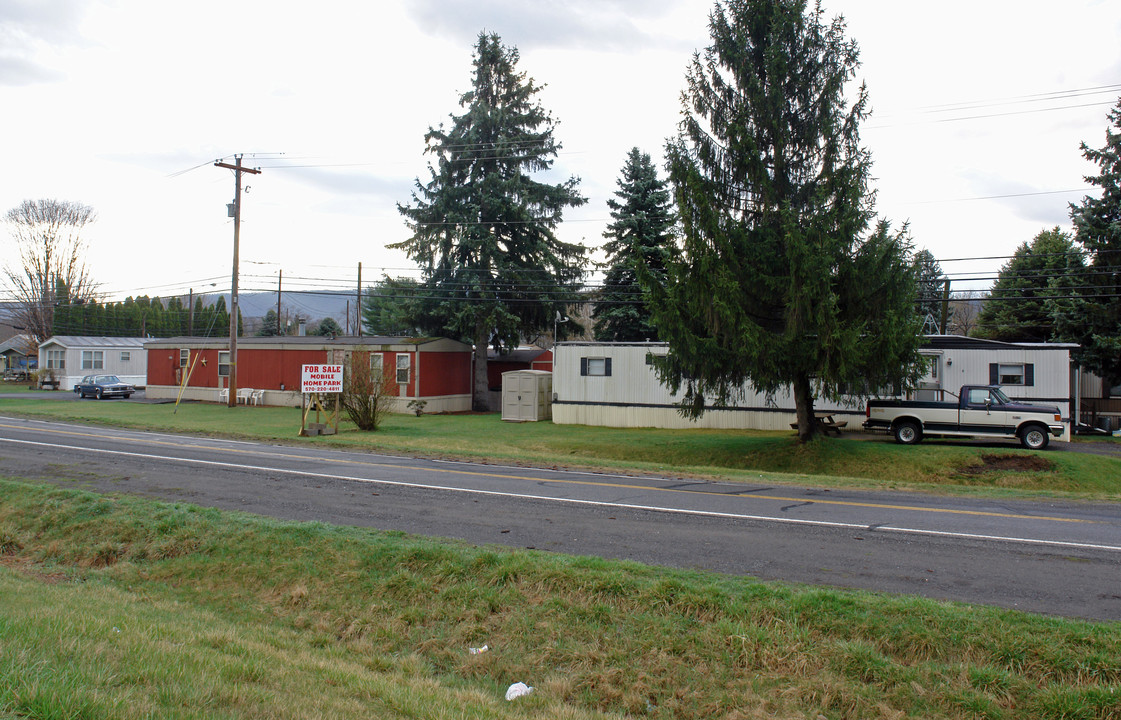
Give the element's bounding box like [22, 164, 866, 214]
[2, 479, 1120, 719]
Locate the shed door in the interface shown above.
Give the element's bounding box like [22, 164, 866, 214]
[502, 373, 534, 421]
[515, 374, 539, 420]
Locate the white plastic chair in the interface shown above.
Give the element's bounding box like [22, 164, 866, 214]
[249, 389, 265, 406]
[217, 388, 229, 403]
[236, 388, 253, 405]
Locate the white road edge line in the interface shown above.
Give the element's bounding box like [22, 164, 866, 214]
[4, 437, 1119, 554]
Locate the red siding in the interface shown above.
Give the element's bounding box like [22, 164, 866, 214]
[149, 342, 471, 400]
[420, 351, 472, 396]
[237, 349, 328, 391]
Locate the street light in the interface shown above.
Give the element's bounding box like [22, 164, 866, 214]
[553, 310, 568, 372]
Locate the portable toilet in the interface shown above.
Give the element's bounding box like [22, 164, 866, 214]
[501, 370, 553, 422]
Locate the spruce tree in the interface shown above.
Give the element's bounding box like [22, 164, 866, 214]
[912, 249, 948, 333]
[594, 148, 675, 342]
[394, 32, 587, 411]
[1064, 98, 1121, 385]
[652, 0, 924, 441]
[976, 228, 1084, 343]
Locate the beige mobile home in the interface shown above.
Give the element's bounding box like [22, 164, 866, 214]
[552, 337, 1075, 439]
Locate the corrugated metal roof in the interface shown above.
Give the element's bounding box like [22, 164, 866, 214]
[41, 336, 147, 349]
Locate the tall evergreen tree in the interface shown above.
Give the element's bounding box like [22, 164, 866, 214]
[594, 148, 676, 342]
[1062, 98, 1121, 385]
[976, 227, 1084, 343]
[393, 32, 587, 410]
[912, 249, 949, 334]
[651, 0, 924, 441]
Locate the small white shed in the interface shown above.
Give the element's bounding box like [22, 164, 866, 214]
[501, 370, 553, 422]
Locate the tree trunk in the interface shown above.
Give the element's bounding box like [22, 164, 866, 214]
[792, 372, 818, 443]
[473, 320, 491, 412]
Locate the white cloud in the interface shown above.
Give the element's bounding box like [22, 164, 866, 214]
[0, 0, 1119, 304]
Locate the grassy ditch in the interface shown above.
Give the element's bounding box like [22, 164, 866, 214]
[1, 479, 1119, 720]
[0, 396, 1119, 500]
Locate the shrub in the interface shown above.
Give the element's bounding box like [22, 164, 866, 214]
[340, 351, 396, 431]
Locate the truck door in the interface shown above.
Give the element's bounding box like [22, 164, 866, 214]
[959, 387, 1011, 435]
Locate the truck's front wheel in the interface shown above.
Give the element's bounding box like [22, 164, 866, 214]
[893, 420, 922, 445]
[1019, 425, 1050, 450]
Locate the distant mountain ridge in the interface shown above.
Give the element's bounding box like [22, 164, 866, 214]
[200, 291, 352, 324]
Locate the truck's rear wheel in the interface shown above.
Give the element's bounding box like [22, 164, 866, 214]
[1019, 425, 1049, 450]
[893, 420, 922, 445]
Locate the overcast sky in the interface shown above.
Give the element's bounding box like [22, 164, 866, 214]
[2, 0, 1120, 308]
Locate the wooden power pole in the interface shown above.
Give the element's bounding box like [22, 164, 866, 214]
[215, 155, 261, 407]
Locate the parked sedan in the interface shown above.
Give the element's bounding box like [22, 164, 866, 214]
[74, 375, 134, 399]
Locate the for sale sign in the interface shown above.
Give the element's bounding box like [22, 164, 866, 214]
[301, 364, 343, 394]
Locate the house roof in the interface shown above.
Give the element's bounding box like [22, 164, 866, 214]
[0, 334, 35, 356]
[39, 336, 148, 350]
[143, 335, 472, 351]
[489, 345, 549, 363]
[557, 336, 1079, 352]
[922, 335, 1079, 351]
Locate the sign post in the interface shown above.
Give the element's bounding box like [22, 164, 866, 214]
[299, 364, 343, 437]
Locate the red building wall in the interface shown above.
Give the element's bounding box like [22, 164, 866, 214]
[420, 351, 471, 397]
[148, 342, 472, 399]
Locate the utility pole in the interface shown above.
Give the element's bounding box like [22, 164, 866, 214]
[215, 155, 261, 407]
[356, 262, 362, 337]
[940, 278, 951, 335]
[188, 289, 194, 336]
[276, 270, 283, 336]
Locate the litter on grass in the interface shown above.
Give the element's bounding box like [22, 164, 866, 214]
[505, 682, 534, 701]
[469, 644, 489, 655]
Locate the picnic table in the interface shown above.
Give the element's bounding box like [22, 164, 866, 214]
[791, 413, 849, 436]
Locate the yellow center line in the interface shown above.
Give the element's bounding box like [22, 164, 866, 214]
[1, 422, 1093, 524]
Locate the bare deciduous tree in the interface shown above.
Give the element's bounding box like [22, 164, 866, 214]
[947, 290, 987, 337]
[3, 199, 97, 342]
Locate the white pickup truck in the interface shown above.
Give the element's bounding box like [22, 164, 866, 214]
[863, 385, 1065, 450]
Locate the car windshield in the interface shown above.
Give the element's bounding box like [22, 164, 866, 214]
[95, 375, 121, 384]
[990, 387, 1011, 404]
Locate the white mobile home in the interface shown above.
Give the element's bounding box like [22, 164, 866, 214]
[552, 336, 1075, 439]
[37, 336, 148, 390]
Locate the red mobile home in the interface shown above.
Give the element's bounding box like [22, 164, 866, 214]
[144, 336, 473, 412]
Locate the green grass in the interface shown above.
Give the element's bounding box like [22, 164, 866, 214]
[1, 396, 1119, 500]
[0, 381, 53, 393]
[1, 480, 1118, 719]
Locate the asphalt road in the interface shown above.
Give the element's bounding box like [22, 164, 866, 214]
[1, 413, 1119, 621]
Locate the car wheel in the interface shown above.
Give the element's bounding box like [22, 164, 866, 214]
[124, 394, 132, 399]
[95, 388, 103, 400]
[1019, 425, 1049, 450]
[893, 420, 922, 445]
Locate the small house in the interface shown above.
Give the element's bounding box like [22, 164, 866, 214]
[37, 336, 148, 390]
[0, 334, 36, 377]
